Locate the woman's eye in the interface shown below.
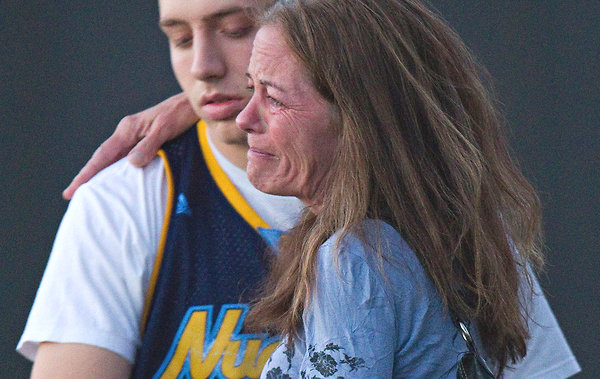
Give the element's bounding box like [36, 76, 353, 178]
[246, 85, 255, 93]
[267, 95, 284, 108]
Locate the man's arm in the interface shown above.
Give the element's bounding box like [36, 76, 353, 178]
[62, 92, 197, 200]
[19, 158, 167, 376]
[31, 343, 131, 379]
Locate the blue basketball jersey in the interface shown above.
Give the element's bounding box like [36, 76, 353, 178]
[132, 121, 279, 378]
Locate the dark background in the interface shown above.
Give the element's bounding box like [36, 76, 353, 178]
[1, 0, 597, 377]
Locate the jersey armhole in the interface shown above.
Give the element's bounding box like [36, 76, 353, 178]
[139, 149, 175, 336]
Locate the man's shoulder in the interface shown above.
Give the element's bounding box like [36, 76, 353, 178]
[73, 156, 166, 201]
[160, 124, 200, 157]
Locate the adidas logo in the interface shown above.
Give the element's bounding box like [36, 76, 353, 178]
[175, 193, 192, 216]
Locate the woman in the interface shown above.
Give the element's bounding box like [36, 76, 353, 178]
[236, 0, 544, 377]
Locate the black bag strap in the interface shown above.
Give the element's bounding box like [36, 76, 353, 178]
[455, 320, 495, 379]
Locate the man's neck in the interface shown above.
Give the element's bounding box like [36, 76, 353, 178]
[206, 125, 249, 170]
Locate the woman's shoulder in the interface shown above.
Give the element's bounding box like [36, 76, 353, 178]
[308, 220, 462, 378]
[317, 219, 427, 285]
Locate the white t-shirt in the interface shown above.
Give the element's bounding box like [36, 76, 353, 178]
[17, 133, 580, 378]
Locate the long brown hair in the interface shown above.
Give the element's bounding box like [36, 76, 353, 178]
[247, 0, 543, 373]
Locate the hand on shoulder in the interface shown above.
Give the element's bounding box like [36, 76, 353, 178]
[62, 92, 197, 200]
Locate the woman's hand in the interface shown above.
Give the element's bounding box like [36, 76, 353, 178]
[62, 92, 198, 200]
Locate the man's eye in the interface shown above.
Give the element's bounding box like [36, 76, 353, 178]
[224, 26, 253, 38]
[173, 36, 192, 48]
[246, 85, 255, 92]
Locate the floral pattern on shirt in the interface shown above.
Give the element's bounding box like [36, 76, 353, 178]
[264, 341, 366, 379]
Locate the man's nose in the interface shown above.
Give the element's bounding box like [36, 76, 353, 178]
[190, 32, 226, 81]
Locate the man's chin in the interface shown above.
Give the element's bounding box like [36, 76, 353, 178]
[205, 119, 248, 145]
[221, 131, 250, 147]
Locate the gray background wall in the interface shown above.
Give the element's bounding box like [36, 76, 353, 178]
[1, 0, 597, 377]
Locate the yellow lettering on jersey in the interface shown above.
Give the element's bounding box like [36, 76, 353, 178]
[221, 338, 279, 378]
[156, 305, 279, 379]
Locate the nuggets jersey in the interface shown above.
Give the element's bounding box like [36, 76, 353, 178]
[132, 121, 279, 378]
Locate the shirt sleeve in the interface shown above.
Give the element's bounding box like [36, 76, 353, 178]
[297, 223, 469, 379]
[16, 157, 166, 363]
[299, 238, 397, 378]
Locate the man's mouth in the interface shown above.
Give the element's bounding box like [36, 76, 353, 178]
[200, 94, 245, 120]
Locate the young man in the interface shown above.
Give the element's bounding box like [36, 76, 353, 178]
[19, 0, 580, 378]
[18, 1, 302, 378]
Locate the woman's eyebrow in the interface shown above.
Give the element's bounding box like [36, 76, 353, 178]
[246, 73, 286, 92]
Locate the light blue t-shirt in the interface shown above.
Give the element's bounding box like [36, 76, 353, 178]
[261, 220, 472, 378]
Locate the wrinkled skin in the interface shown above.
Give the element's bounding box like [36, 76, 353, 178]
[237, 25, 340, 211]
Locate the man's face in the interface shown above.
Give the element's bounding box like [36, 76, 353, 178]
[159, 0, 264, 147]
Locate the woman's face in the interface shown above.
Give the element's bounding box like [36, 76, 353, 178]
[237, 25, 340, 209]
